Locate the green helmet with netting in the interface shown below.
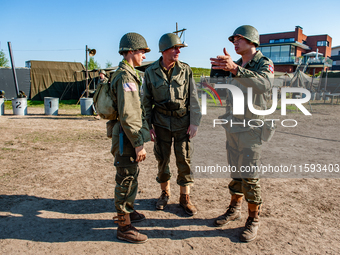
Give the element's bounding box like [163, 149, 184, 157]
[228, 25, 260, 47]
[159, 33, 186, 52]
[119, 32, 151, 54]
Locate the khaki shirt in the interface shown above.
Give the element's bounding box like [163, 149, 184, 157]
[110, 61, 150, 149]
[223, 50, 274, 133]
[143, 57, 202, 131]
[98, 76, 109, 85]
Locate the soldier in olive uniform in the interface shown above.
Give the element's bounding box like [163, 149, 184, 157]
[98, 69, 108, 86]
[94, 70, 109, 120]
[143, 33, 202, 216]
[111, 32, 151, 243]
[210, 25, 275, 242]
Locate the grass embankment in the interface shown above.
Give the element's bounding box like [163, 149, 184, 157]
[192, 67, 210, 83]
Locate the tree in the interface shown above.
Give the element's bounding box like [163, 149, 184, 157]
[106, 61, 113, 68]
[84, 57, 100, 70]
[0, 49, 9, 67]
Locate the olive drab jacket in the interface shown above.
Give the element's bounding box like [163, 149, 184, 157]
[142, 58, 202, 131]
[110, 61, 150, 155]
[222, 50, 274, 133]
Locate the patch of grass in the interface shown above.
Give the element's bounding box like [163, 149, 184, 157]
[191, 67, 210, 77]
[1, 147, 17, 151]
[0, 172, 11, 178]
[4, 99, 80, 110]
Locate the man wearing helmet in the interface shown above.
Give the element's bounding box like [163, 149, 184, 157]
[210, 25, 275, 242]
[142, 33, 202, 216]
[98, 69, 108, 85]
[111, 32, 151, 243]
[94, 70, 109, 120]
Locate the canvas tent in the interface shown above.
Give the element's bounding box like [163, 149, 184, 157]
[320, 71, 340, 93]
[273, 73, 293, 88]
[289, 69, 317, 91]
[0, 67, 31, 99]
[29, 60, 99, 101]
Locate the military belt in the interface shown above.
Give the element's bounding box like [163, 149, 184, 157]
[154, 106, 189, 118]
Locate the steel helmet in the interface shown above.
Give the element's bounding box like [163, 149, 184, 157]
[228, 25, 260, 47]
[159, 33, 187, 52]
[99, 69, 106, 75]
[119, 32, 151, 54]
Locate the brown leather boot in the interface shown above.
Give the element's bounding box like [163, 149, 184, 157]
[113, 213, 148, 244]
[179, 194, 197, 216]
[214, 194, 243, 227]
[130, 210, 146, 223]
[239, 204, 260, 242]
[156, 190, 170, 210]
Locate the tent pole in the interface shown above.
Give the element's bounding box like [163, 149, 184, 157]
[85, 45, 89, 98]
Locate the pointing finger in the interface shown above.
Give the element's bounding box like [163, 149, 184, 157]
[223, 48, 230, 56]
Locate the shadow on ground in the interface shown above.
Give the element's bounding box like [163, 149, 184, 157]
[0, 195, 241, 243]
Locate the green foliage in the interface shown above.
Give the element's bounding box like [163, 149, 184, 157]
[0, 49, 9, 67]
[314, 71, 322, 77]
[106, 61, 113, 68]
[191, 67, 210, 77]
[84, 57, 100, 70]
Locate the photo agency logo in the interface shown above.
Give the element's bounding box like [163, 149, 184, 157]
[200, 82, 312, 128]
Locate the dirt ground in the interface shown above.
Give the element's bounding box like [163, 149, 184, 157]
[0, 102, 339, 254]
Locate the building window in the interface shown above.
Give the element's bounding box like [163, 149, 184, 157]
[284, 38, 294, 42]
[269, 38, 294, 44]
[317, 41, 329, 47]
[258, 45, 295, 63]
[261, 47, 271, 58]
[271, 46, 280, 59]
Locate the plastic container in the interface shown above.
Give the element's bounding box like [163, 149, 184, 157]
[310, 92, 316, 100]
[323, 93, 330, 101]
[12, 97, 27, 115]
[80, 98, 93, 115]
[0, 98, 4, 115]
[315, 93, 320, 100]
[44, 97, 59, 115]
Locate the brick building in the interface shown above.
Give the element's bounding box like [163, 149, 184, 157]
[330, 45, 340, 70]
[258, 26, 332, 74]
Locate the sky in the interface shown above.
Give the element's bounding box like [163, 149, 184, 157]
[2, 0, 340, 69]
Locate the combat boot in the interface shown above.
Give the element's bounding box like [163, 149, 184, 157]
[179, 194, 197, 216]
[113, 213, 148, 244]
[239, 204, 260, 242]
[214, 194, 243, 227]
[156, 190, 170, 210]
[130, 210, 146, 223]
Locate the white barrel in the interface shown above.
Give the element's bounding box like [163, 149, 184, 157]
[0, 98, 4, 115]
[44, 97, 59, 115]
[12, 98, 27, 115]
[310, 92, 316, 100]
[315, 93, 320, 100]
[80, 98, 93, 115]
[319, 92, 324, 100]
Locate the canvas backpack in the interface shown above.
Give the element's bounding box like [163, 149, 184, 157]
[93, 70, 122, 120]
